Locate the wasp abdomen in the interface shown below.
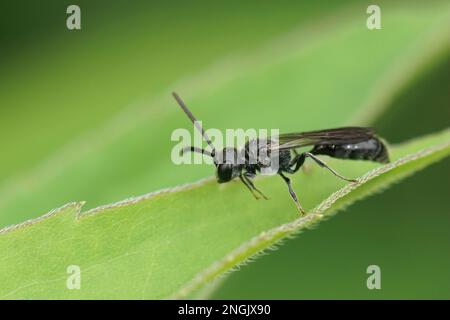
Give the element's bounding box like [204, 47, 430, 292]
[311, 138, 389, 163]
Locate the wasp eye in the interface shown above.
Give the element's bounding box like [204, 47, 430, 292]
[216, 164, 233, 183]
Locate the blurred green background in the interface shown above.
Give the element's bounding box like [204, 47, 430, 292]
[0, 0, 449, 299]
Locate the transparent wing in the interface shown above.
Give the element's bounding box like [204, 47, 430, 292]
[267, 127, 376, 151]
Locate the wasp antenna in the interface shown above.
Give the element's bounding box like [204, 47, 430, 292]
[172, 92, 216, 152]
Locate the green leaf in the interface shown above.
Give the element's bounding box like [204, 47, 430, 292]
[0, 129, 449, 299]
[0, 1, 449, 228]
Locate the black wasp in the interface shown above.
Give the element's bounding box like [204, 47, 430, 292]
[173, 92, 389, 214]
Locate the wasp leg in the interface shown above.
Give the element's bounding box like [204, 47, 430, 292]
[278, 172, 306, 215]
[239, 175, 260, 200]
[283, 153, 306, 174]
[243, 174, 269, 200]
[304, 152, 357, 183]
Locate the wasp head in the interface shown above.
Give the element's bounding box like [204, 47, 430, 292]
[215, 147, 243, 183]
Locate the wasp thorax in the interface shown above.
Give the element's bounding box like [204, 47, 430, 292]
[245, 138, 278, 167]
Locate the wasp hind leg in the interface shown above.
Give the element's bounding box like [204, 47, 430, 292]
[278, 172, 306, 215]
[304, 152, 357, 183]
[288, 151, 357, 183]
